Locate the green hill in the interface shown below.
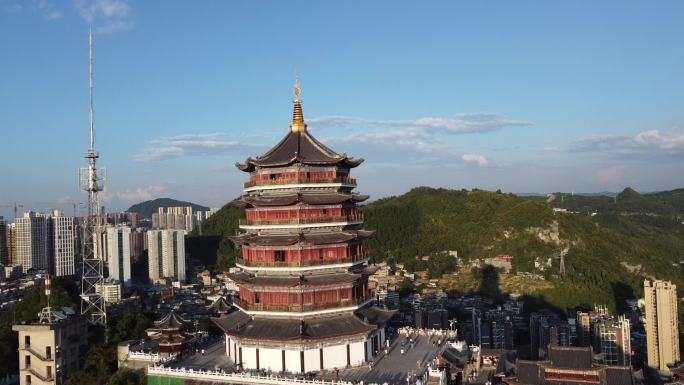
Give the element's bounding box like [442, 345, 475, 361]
[126, 198, 209, 219]
[191, 187, 684, 320]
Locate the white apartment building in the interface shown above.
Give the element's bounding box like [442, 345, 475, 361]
[96, 282, 122, 304]
[49, 210, 76, 277]
[16, 212, 49, 273]
[106, 226, 132, 287]
[147, 229, 186, 282]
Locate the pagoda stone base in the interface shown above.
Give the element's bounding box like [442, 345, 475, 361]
[226, 329, 387, 373]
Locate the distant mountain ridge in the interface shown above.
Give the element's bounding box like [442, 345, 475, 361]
[126, 198, 209, 219]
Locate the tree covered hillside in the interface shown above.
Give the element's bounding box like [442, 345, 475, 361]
[191, 187, 684, 320]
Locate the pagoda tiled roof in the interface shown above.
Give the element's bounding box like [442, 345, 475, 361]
[212, 305, 393, 342]
[229, 269, 372, 288]
[230, 229, 374, 246]
[235, 192, 369, 208]
[207, 297, 232, 313]
[149, 310, 190, 331]
[236, 130, 363, 172]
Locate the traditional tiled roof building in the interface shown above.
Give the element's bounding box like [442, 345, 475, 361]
[212, 82, 394, 373]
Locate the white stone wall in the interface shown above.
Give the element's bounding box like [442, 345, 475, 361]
[229, 334, 383, 372]
[349, 341, 365, 366]
[259, 348, 281, 372]
[242, 346, 258, 369]
[285, 350, 301, 373]
[303, 348, 320, 372]
[322, 344, 346, 369]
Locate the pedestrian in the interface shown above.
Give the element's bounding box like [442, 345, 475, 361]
[202, 349, 205, 356]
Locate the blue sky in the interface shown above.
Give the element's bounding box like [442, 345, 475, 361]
[1, 1, 683, 217]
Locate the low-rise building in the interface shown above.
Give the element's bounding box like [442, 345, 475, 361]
[12, 307, 88, 385]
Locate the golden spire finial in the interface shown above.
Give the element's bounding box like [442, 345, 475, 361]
[291, 76, 306, 132]
[294, 76, 301, 101]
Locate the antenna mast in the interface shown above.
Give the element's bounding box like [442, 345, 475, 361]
[79, 29, 107, 326]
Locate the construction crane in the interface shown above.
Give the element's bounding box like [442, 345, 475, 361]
[0, 203, 24, 220]
[79, 30, 107, 326]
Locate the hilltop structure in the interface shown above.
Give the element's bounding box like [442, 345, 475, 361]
[212, 82, 394, 373]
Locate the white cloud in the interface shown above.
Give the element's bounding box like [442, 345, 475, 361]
[74, 0, 133, 33]
[561, 128, 684, 156]
[309, 112, 532, 134]
[135, 133, 259, 161]
[56, 196, 73, 204]
[461, 154, 489, 166]
[37, 0, 62, 19]
[634, 129, 684, 151]
[115, 185, 166, 204]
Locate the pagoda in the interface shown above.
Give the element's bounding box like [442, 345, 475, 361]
[213, 82, 394, 373]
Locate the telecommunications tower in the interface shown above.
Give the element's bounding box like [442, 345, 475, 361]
[79, 30, 107, 325]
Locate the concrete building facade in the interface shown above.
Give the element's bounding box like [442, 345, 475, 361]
[49, 211, 76, 277]
[0, 216, 8, 264]
[106, 226, 132, 287]
[12, 310, 88, 385]
[644, 279, 680, 372]
[16, 212, 49, 272]
[147, 229, 186, 282]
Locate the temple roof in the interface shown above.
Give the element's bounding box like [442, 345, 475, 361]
[229, 269, 371, 287]
[212, 306, 394, 342]
[235, 192, 369, 208]
[355, 306, 396, 325]
[207, 297, 232, 313]
[150, 310, 190, 331]
[230, 229, 375, 246]
[236, 86, 363, 172]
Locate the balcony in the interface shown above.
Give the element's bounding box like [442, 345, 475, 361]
[233, 295, 372, 313]
[244, 176, 357, 189]
[240, 213, 363, 226]
[237, 253, 369, 268]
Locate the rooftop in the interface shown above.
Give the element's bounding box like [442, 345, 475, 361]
[236, 90, 363, 172]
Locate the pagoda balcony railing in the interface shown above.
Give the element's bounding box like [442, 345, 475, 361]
[244, 176, 357, 189]
[237, 253, 369, 268]
[233, 295, 372, 312]
[240, 213, 363, 226]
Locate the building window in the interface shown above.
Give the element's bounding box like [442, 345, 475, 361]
[274, 250, 285, 262]
[24, 335, 30, 347]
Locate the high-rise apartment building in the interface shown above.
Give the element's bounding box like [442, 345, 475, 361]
[49, 210, 76, 277]
[130, 228, 145, 259]
[147, 229, 186, 282]
[0, 216, 8, 264]
[106, 226, 132, 287]
[595, 315, 631, 366]
[151, 206, 215, 232]
[7, 223, 17, 265]
[16, 212, 49, 272]
[644, 279, 680, 372]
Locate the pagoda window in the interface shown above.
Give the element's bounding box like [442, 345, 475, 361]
[319, 249, 324, 261]
[254, 293, 261, 304]
[274, 250, 285, 262]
